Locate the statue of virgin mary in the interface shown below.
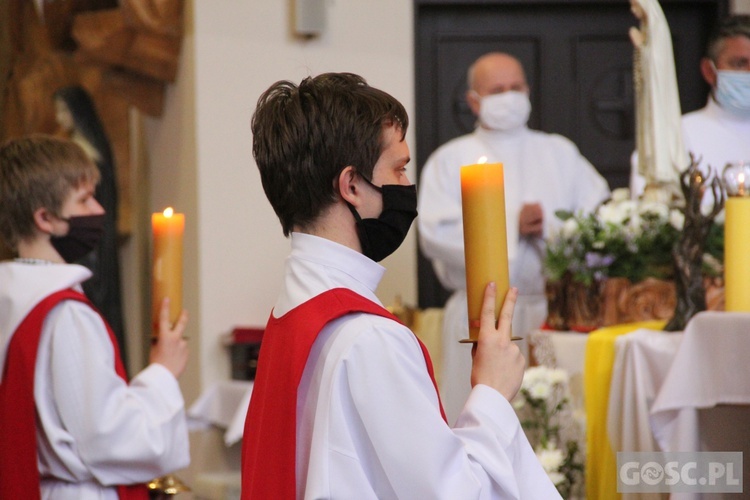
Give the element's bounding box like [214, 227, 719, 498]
[630, 0, 687, 202]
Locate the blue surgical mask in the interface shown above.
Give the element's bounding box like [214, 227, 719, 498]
[714, 68, 750, 118]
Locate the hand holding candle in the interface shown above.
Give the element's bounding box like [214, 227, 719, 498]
[151, 207, 185, 331]
[460, 160, 511, 342]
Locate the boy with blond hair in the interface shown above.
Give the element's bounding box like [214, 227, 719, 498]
[0, 134, 190, 500]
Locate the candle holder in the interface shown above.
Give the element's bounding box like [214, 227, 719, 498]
[664, 156, 724, 331]
[722, 161, 750, 312]
[148, 474, 191, 498]
[723, 161, 750, 197]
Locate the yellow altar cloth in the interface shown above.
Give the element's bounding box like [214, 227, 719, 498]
[584, 320, 666, 500]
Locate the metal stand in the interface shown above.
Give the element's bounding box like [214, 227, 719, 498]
[148, 474, 191, 498]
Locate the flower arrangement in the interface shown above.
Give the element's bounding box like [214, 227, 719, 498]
[544, 188, 724, 287]
[514, 366, 584, 499]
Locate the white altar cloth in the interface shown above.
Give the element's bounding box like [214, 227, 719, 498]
[608, 328, 683, 455]
[532, 316, 750, 499]
[187, 380, 254, 446]
[529, 329, 589, 411]
[650, 312, 750, 454]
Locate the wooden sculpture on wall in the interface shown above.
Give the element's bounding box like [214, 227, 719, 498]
[0, 0, 184, 259]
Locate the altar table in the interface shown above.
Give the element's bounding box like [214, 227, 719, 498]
[649, 312, 750, 456]
[531, 312, 750, 500]
[188, 379, 254, 446]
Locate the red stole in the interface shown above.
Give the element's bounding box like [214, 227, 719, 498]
[240, 288, 445, 499]
[0, 289, 148, 500]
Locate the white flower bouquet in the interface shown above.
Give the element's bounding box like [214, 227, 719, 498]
[544, 188, 695, 287]
[542, 188, 725, 330]
[514, 366, 584, 499]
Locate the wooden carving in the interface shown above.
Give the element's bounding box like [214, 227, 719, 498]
[545, 273, 724, 333]
[71, 0, 184, 115]
[616, 277, 676, 323]
[0, 0, 185, 245]
[121, 0, 184, 37]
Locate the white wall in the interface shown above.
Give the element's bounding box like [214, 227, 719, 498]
[142, 0, 417, 400]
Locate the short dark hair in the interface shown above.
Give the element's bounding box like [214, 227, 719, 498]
[706, 15, 750, 62]
[251, 72, 408, 236]
[0, 134, 99, 249]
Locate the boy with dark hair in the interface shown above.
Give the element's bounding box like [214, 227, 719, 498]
[241, 73, 560, 499]
[0, 134, 190, 499]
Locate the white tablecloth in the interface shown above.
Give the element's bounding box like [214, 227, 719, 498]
[608, 328, 683, 455]
[529, 329, 589, 411]
[607, 312, 750, 500]
[187, 380, 254, 446]
[649, 312, 750, 454]
[533, 316, 750, 499]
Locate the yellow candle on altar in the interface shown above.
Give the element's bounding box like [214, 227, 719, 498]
[460, 161, 510, 340]
[151, 207, 184, 329]
[724, 197, 750, 312]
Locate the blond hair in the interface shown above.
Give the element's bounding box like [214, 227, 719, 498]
[0, 134, 99, 249]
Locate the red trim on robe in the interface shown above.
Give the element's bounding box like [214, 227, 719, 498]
[0, 289, 148, 500]
[240, 288, 445, 499]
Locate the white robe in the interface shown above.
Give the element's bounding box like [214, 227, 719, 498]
[276, 233, 560, 499]
[417, 126, 610, 423]
[0, 262, 189, 500]
[631, 97, 750, 202]
[683, 97, 750, 172]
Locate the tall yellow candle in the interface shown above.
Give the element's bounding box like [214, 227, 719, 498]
[151, 207, 184, 329]
[460, 161, 510, 341]
[724, 197, 750, 312]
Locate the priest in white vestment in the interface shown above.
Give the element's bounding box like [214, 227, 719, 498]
[418, 53, 610, 423]
[631, 14, 750, 200]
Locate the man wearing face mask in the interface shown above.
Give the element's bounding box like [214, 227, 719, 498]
[241, 72, 561, 499]
[418, 52, 610, 423]
[631, 15, 750, 199]
[0, 135, 190, 499]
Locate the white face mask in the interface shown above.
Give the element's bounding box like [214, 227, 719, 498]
[714, 69, 750, 118]
[476, 91, 531, 131]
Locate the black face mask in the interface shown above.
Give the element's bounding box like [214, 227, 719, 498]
[50, 214, 106, 263]
[348, 182, 418, 262]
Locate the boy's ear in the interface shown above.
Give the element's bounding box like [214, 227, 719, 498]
[337, 166, 362, 206]
[32, 207, 56, 234]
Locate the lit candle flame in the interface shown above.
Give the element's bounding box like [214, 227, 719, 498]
[163, 207, 174, 218]
[477, 156, 488, 164]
